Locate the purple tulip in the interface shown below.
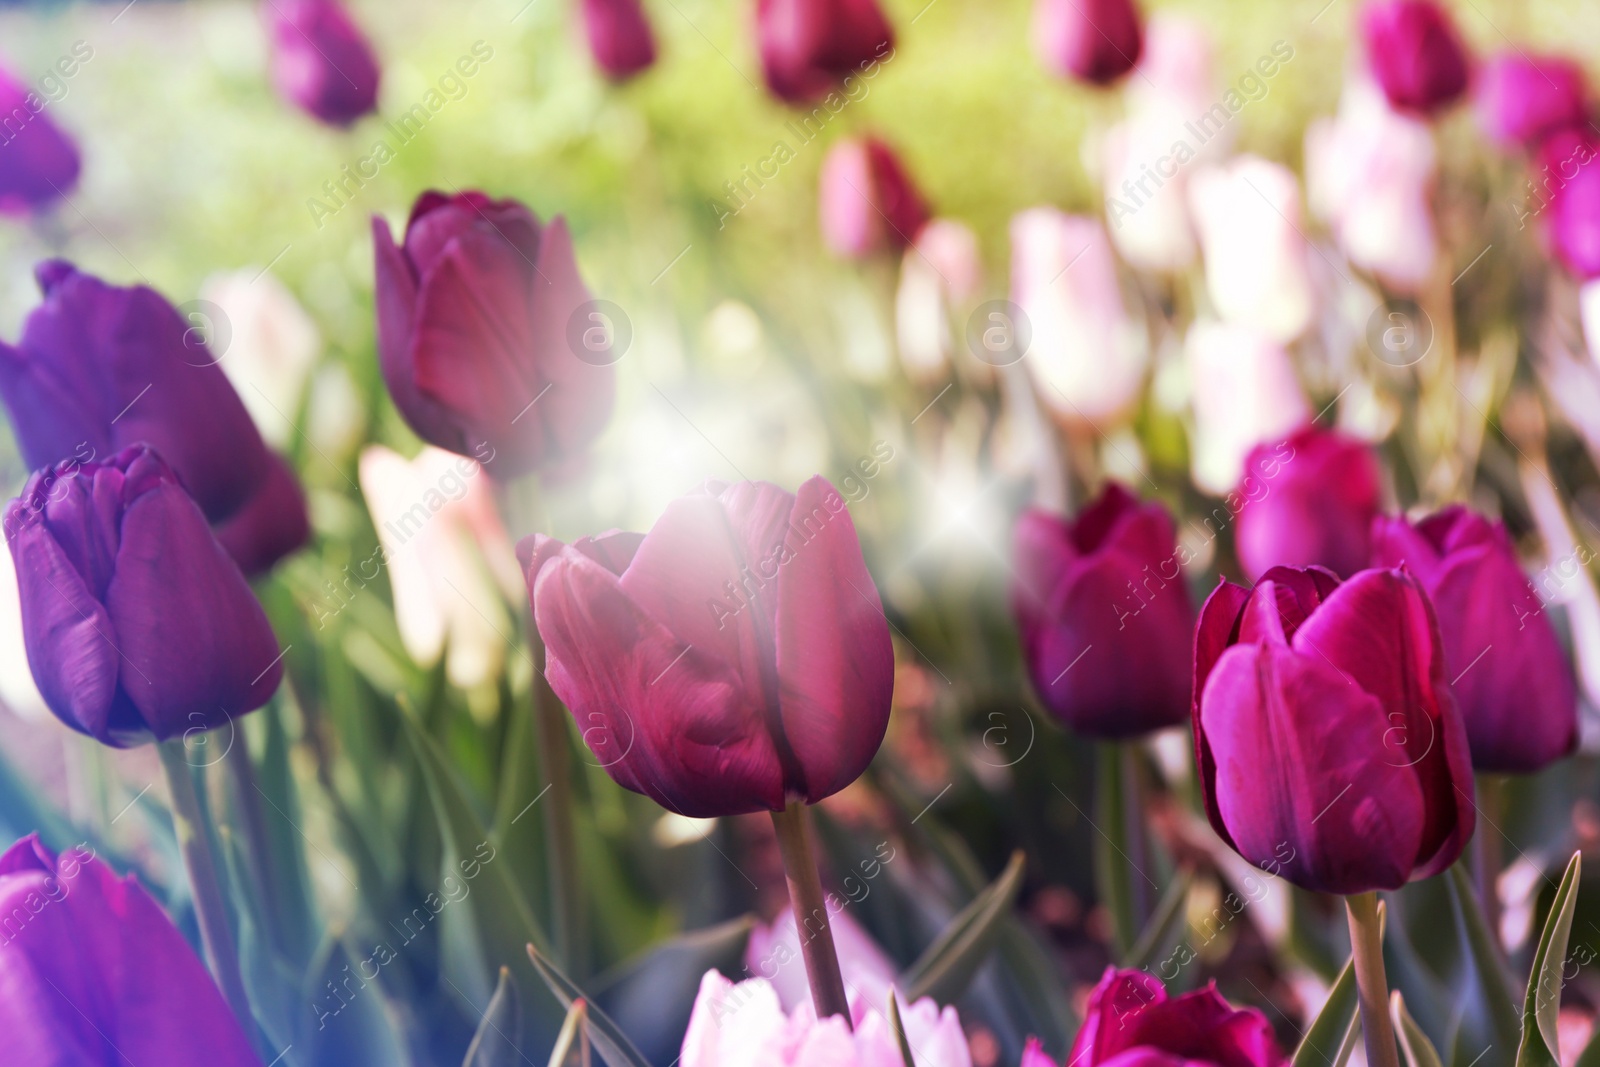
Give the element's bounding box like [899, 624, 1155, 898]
[1011, 484, 1193, 739]
[1234, 427, 1383, 581]
[818, 136, 929, 258]
[1542, 129, 1600, 280]
[1359, 0, 1471, 117]
[3, 445, 284, 747]
[583, 0, 658, 81]
[1193, 565, 1475, 894]
[756, 0, 895, 105]
[0, 67, 81, 215]
[214, 451, 312, 578]
[1475, 53, 1589, 149]
[519, 477, 894, 818]
[1372, 507, 1577, 773]
[264, 0, 381, 127]
[1032, 0, 1144, 87]
[374, 190, 614, 479]
[0, 834, 263, 1066]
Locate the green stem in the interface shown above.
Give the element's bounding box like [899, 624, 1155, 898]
[158, 738, 254, 1031]
[1474, 774, 1504, 951]
[532, 633, 585, 976]
[770, 800, 853, 1027]
[1346, 892, 1400, 1067]
[225, 730, 286, 956]
[1096, 742, 1141, 958]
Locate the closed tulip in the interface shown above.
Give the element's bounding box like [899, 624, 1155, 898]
[757, 0, 894, 105]
[373, 190, 614, 478]
[213, 451, 312, 578]
[1372, 507, 1577, 773]
[520, 477, 893, 818]
[1234, 427, 1383, 581]
[264, 0, 380, 127]
[1185, 321, 1311, 496]
[895, 218, 982, 381]
[0, 66, 81, 215]
[1358, 0, 1470, 117]
[1012, 484, 1193, 739]
[1022, 968, 1283, 1067]
[3, 445, 284, 747]
[819, 136, 929, 258]
[0, 834, 262, 1066]
[1032, 0, 1143, 87]
[1475, 53, 1589, 149]
[1189, 156, 1315, 343]
[583, 0, 657, 81]
[1544, 130, 1600, 279]
[1193, 565, 1476, 894]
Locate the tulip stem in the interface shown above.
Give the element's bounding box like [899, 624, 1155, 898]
[532, 634, 586, 977]
[158, 738, 255, 1032]
[1345, 892, 1400, 1067]
[771, 800, 853, 1028]
[1474, 774, 1504, 947]
[1096, 742, 1144, 959]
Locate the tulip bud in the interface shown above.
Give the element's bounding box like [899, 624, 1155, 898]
[1358, 0, 1470, 117]
[1234, 427, 1383, 581]
[895, 218, 982, 382]
[1189, 156, 1315, 343]
[1012, 484, 1193, 739]
[1475, 53, 1589, 149]
[756, 0, 894, 105]
[0, 835, 262, 1066]
[3, 445, 284, 747]
[373, 190, 615, 477]
[264, 0, 381, 127]
[520, 477, 893, 818]
[1543, 130, 1600, 280]
[583, 0, 658, 81]
[1032, 0, 1144, 87]
[819, 136, 930, 259]
[1372, 508, 1577, 773]
[1024, 968, 1283, 1067]
[0, 66, 80, 215]
[213, 450, 312, 578]
[1185, 320, 1311, 496]
[1193, 565, 1476, 894]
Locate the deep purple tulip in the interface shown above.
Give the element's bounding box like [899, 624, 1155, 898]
[756, 0, 894, 105]
[0, 835, 262, 1066]
[1022, 968, 1283, 1067]
[1193, 565, 1475, 895]
[374, 190, 614, 478]
[1542, 129, 1600, 280]
[818, 136, 930, 258]
[0, 261, 279, 528]
[1234, 427, 1383, 581]
[1012, 484, 1193, 739]
[519, 477, 894, 818]
[264, 0, 381, 127]
[0, 67, 81, 215]
[1475, 53, 1589, 149]
[583, 0, 657, 81]
[3, 445, 284, 747]
[1372, 507, 1577, 773]
[214, 451, 312, 578]
[1032, 0, 1144, 87]
[1359, 0, 1471, 117]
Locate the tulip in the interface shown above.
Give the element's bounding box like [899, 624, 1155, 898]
[1185, 320, 1311, 496]
[0, 834, 262, 1066]
[1358, 0, 1470, 117]
[1475, 53, 1589, 149]
[0, 66, 81, 215]
[1010, 209, 1147, 424]
[680, 970, 970, 1067]
[1188, 156, 1315, 343]
[3, 445, 284, 747]
[1022, 968, 1283, 1067]
[745, 904, 898, 1015]
[819, 137, 930, 259]
[1372, 507, 1577, 773]
[1583, 278, 1600, 363]
[213, 450, 312, 578]
[1032, 0, 1143, 86]
[895, 219, 982, 382]
[201, 269, 322, 450]
[1543, 130, 1600, 279]
[756, 0, 894, 105]
[263, 0, 381, 127]
[1012, 483, 1193, 739]
[583, 0, 657, 81]
[520, 476, 892, 817]
[1234, 427, 1383, 581]
[373, 190, 614, 478]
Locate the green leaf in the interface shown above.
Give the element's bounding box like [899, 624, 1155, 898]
[901, 850, 1026, 1004]
[1395, 991, 1447, 1067]
[462, 967, 522, 1067]
[1094, 744, 1140, 958]
[1124, 872, 1191, 971]
[1517, 851, 1583, 1067]
[889, 994, 918, 1067]
[1293, 954, 1359, 1067]
[528, 944, 652, 1067]
[1442, 863, 1520, 1067]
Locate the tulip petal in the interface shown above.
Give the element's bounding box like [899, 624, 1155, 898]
[213, 449, 311, 577]
[374, 214, 462, 455]
[525, 218, 613, 463]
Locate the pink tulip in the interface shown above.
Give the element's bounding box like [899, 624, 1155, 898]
[1476, 53, 1589, 149]
[745, 905, 898, 1014]
[820, 137, 930, 259]
[1032, 0, 1143, 87]
[757, 0, 894, 105]
[1189, 156, 1314, 342]
[1234, 427, 1383, 581]
[1358, 0, 1470, 117]
[583, 0, 658, 81]
[1185, 320, 1311, 496]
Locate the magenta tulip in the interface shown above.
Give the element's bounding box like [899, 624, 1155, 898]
[583, 0, 658, 81]
[1012, 484, 1193, 739]
[519, 477, 894, 818]
[1193, 565, 1475, 894]
[1372, 507, 1577, 773]
[1359, 0, 1470, 116]
[264, 0, 381, 126]
[819, 136, 930, 258]
[373, 190, 614, 477]
[756, 0, 894, 105]
[1234, 427, 1383, 581]
[1475, 53, 1589, 149]
[0, 66, 81, 215]
[1543, 129, 1600, 279]
[1032, 0, 1144, 87]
